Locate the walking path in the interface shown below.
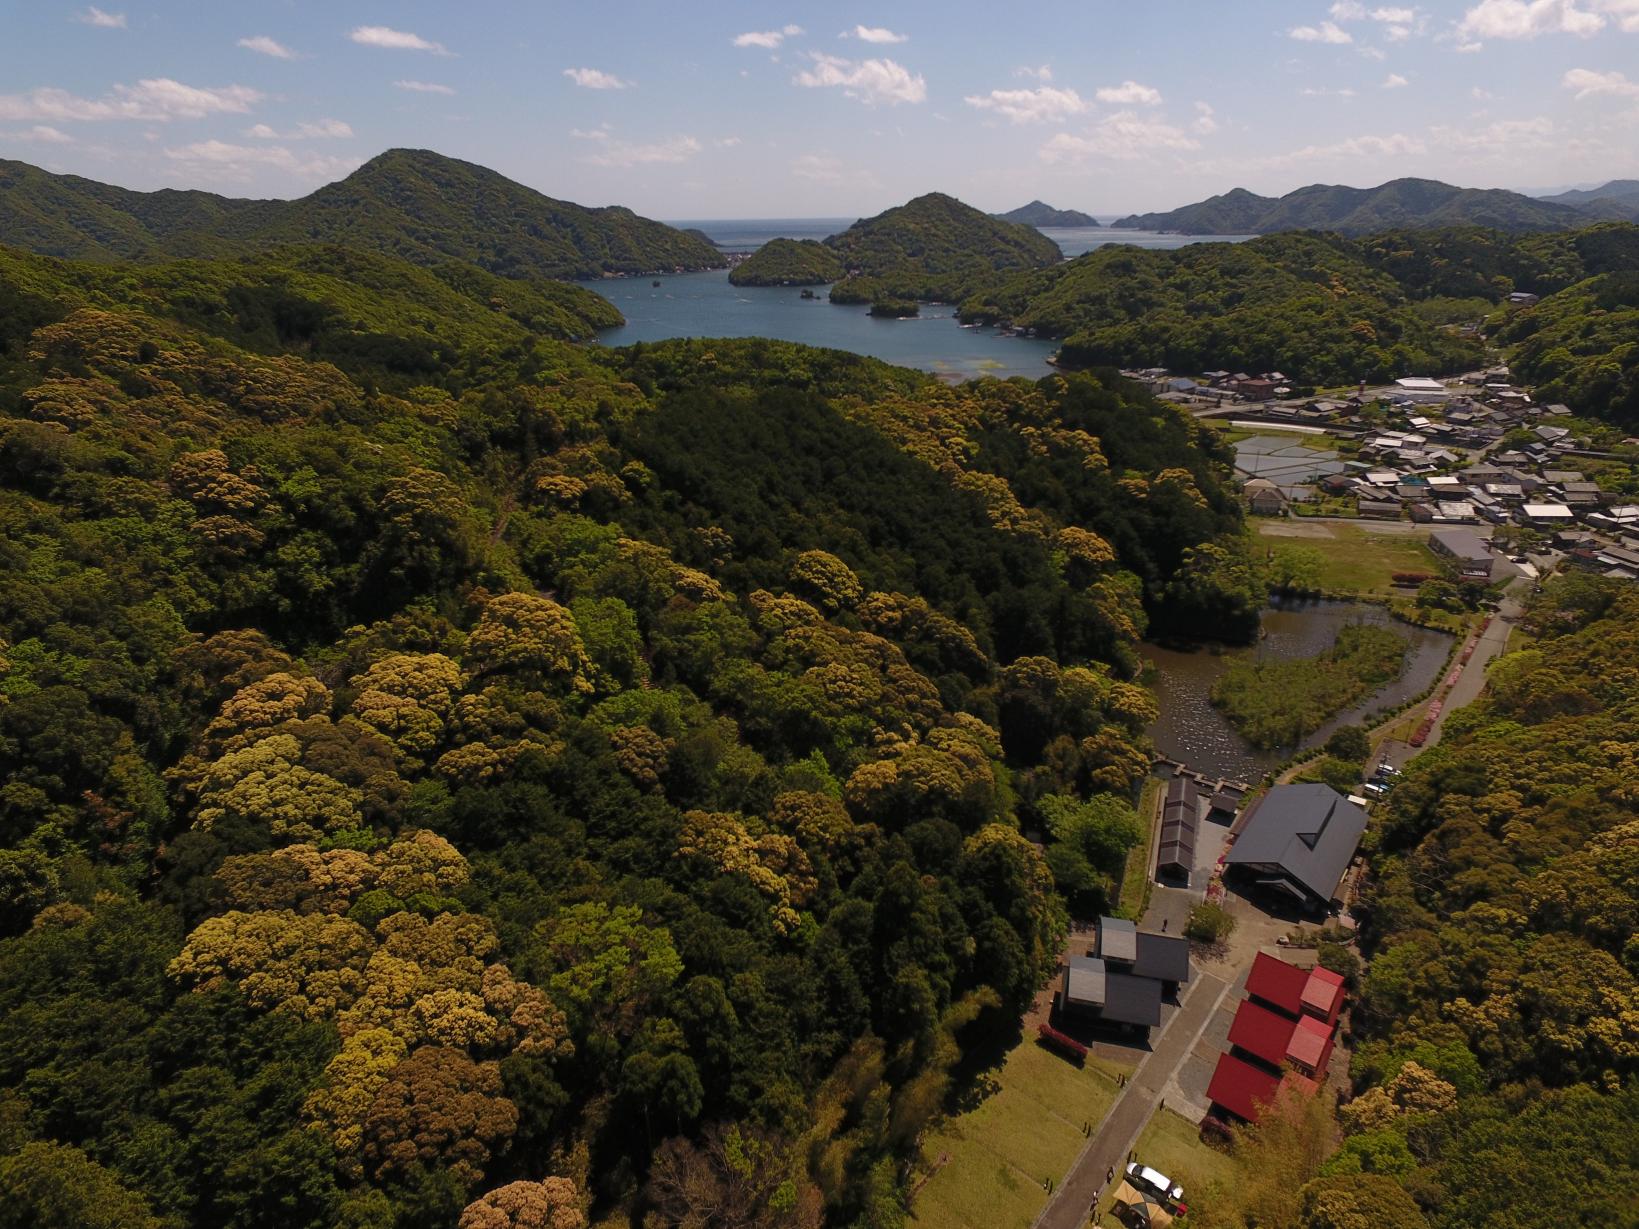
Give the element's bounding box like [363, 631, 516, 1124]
[1033, 971, 1234, 1229]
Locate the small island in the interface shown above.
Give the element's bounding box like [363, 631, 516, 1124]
[994, 200, 1100, 228]
[868, 297, 920, 318]
[1209, 624, 1408, 748]
[727, 237, 845, 286]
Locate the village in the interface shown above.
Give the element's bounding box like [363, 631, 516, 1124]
[907, 364, 1624, 1229]
[1130, 366, 1639, 583]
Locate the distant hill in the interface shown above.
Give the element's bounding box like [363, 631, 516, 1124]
[731, 192, 1061, 305]
[1537, 179, 1639, 222]
[1112, 178, 1589, 235]
[994, 201, 1100, 228]
[0, 150, 725, 281]
[728, 238, 845, 286]
[958, 230, 1484, 385]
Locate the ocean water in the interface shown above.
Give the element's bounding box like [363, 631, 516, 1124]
[593, 219, 1253, 381]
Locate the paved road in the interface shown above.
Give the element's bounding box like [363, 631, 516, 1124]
[1034, 971, 1233, 1229]
[1378, 578, 1527, 768]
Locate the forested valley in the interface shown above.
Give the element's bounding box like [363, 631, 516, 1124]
[0, 240, 1253, 1229]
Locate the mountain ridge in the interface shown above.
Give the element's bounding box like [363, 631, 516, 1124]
[1112, 177, 1594, 235]
[0, 149, 725, 281]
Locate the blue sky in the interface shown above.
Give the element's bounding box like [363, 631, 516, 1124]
[4, 1, 1638, 217]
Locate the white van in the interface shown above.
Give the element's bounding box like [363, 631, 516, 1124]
[1127, 1162, 1185, 1204]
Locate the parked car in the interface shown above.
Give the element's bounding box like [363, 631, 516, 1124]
[1362, 781, 1389, 798]
[1127, 1162, 1185, 1207]
[1375, 763, 1401, 778]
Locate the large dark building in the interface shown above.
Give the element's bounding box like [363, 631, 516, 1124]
[1223, 784, 1366, 912]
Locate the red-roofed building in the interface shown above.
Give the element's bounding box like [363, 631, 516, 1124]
[1301, 965, 1346, 1025]
[1226, 999, 1296, 1070]
[1244, 952, 1309, 1017]
[1206, 1054, 1320, 1124]
[1287, 1013, 1335, 1077]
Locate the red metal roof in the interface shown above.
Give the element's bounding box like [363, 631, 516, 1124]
[1226, 999, 1296, 1070]
[1287, 1013, 1335, 1074]
[1207, 1052, 1284, 1123]
[1209, 1053, 1321, 1123]
[1244, 952, 1309, 1017]
[1301, 966, 1346, 1022]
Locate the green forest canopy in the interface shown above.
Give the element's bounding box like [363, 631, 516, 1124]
[0, 237, 1255, 1229]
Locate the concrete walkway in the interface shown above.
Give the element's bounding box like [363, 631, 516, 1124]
[1034, 971, 1234, 1229]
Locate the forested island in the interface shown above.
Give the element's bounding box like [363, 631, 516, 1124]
[994, 201, 1100, 228]
[731, 192, 1062, 306]
[726, 238, 845, 287]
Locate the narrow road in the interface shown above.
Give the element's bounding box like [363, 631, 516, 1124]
[1034, 971, 1233, 1229]
[1377, 578, 1527, 768]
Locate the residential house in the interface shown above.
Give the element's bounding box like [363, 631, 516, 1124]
[1429, 527, 1495, 580]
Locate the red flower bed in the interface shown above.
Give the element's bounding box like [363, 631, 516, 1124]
[1037, 1022, 1088, 1064]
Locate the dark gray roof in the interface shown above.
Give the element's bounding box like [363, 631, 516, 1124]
[1224, 783, 1367, 905]
[1100, 971, 1163, 1027]
[1098, 916, 1138, 963]
[1132, 933, 1190, 985]
[1160, 777, 1201, 872]
[1064, 955, 1106, 1007]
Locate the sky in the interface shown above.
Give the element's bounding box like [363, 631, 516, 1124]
[4, 1, 1639, 219]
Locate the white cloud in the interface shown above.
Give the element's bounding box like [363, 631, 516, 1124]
[1428, 116, 1556, 157]
[1095, 79, 1163, 105]
[1457, 38, 1486, 49]
[1383, 72, 1410, 86]
[1597, 0, 1639, 31]
[716, 136, 743, 147]
[569, 126, 611, 140]
[794, 54, 926, 105]
[349, 26, 449, 54]
[164, 139, 359, 183]
[1193, 101, 1219, 134]
[1265, 130, 1428, 168]
[0, 125, 74, 143]
[238, 35, 295, 59]
[1359, 44, 1389, 57]
[1457, 0, 1605, 40]
[244, 118, 353, 140]
[1472, 85, 1496, 98]
[394, 80, 455, 95]
[1016, 64, 1053, 80]
[1331, 1, 1367, 16]
[963, 85, 1089, 123]
[1041, 111, 1201, 163]
[1301, 86, 1359, 96]
[584, 135, 701, 168]
[734, 29, 793, 48]
[0, 79, 262, 123]
[1563, 66, 1639, 96]
[849, 25, 907, 43]
[563, 67, 630, 90]
[78, 7, 125, 28]
[1290, 20, 1354, 41]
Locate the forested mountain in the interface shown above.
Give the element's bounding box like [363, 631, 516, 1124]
[1113, 178, 1589, 236]
[0, 238, 1252, 1228]
[0, 150, 725, 280]
[732, 193, 1062, 306]
[726, 238, 845, 287]
[959, 232, 1485, 385]
[1537, 179, 1639, 221]
[1496, 269, 1639, 426]
[1349, 575, 1639, 1227]
[994, 202, 1099, 228]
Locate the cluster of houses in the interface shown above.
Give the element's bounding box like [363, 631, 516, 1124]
[1058, 916, 1192, 1039]
[1205, 952, 1347, 1125]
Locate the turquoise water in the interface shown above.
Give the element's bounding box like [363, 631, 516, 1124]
[596, 219, 1253, 381]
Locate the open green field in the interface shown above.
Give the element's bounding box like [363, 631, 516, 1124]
[911, 1039, 1130, 1229]
[1132, 1109, 1238, 1200]
[1254, 520, 1441, 596]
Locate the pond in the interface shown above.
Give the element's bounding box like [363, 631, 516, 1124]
[1141, 598, 1453, 781]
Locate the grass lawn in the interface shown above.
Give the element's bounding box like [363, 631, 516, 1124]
[910, 1039, 1129, 1229]
[1254, 521, 1440, 596]
[1092, 1110, 1239, 1228]
[1114, 777, 1161, 920]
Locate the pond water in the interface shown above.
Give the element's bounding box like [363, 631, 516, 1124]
[1141, 599, 1453, 781]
